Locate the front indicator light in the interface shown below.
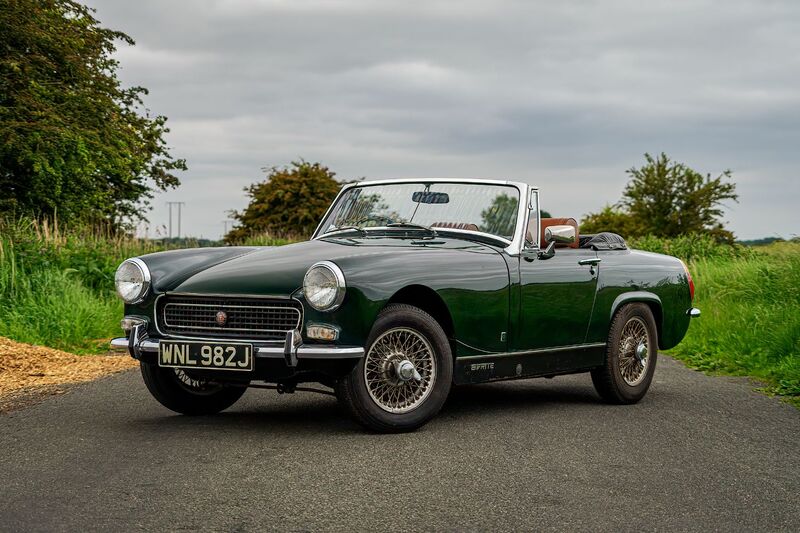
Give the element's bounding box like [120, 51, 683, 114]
[306, 324, 340, 341]
[121, 316, 147, 333]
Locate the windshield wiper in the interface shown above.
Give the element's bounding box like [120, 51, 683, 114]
[327, 225, 367, 236]
[386, 222, 438, 236]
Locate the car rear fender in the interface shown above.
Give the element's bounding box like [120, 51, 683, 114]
[609, 291, 665, 349]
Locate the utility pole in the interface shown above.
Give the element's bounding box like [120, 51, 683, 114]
[166, 201, 186, 239]
[222, 220, 233, 235]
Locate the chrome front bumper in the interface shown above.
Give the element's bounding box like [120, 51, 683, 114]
[110, 324, 364, 367]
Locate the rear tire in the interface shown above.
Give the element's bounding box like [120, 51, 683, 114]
[336, 304, 453, 433]
[140, 363, 247, 415]
[591, 303, 658, 404]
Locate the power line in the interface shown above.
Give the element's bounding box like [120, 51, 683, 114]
[166, 201, 186, 239]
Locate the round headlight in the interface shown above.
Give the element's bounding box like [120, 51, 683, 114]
[115, 258, 151, 304]
[303, 261, 346, 311]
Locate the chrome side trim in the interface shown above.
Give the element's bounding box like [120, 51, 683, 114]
[457, 342, 607, 361]
[110, 337, 364, 360]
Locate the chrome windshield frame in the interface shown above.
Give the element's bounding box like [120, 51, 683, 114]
[311, 178, 537, 256]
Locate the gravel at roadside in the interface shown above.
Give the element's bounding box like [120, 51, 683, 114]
[0, 337, 136, 411]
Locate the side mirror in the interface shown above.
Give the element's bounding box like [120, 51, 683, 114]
[538, 241, 556, 260]
[544, 224, 576, 245]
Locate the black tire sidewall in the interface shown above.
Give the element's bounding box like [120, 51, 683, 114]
[340, 304, 453, 432]
[140, 362, 247, 415]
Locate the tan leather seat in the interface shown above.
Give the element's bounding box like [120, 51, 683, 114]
[538, 217, 580, 249]
[431, 222, 479, 232]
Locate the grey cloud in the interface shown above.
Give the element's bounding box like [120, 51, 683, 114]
[88, 0, 800, 239]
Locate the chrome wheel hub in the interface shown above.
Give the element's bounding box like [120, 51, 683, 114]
[618, 317, 650, 386]
[364, 328, 436, 414]
[395, 359, 422, 382]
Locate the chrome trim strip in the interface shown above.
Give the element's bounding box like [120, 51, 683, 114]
[457, 342, 607, 361]
[110, 337, 364, 359]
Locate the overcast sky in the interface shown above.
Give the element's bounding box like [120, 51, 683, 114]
[86, 0, 799, 240]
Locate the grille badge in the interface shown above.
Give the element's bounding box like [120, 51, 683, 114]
[215, 311, 228, 326]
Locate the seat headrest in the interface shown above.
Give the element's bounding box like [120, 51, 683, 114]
[539, 217, 579, 248]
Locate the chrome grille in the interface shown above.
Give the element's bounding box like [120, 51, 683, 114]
[157, 295, 302, 341]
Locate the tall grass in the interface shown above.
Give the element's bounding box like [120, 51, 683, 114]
[670, 245, 800, 402]
[0, 218, 292, 353]
[0, 219, 162, 352]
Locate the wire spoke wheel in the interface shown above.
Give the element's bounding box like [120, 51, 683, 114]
[173, 368, 222, 395]
[364, 327, 437, 414]
[618, 316, 650, 386]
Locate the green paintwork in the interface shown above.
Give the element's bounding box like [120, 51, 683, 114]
[124, 227, 693, 385]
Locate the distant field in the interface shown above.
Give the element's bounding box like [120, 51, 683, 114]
[1, 219, 797, 405]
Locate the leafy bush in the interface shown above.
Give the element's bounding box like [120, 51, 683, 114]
[627, 234, 754, 262]
[0, 218, 171, 352]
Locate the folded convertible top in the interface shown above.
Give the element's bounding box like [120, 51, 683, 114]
[581, 232, 628, 251]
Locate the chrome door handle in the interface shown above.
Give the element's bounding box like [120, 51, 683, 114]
[578, 258, 602, 266]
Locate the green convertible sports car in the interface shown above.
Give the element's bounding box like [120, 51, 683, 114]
[111, 179, 699, 432]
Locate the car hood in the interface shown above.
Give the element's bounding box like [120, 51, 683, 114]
[159, 236, 500, 296]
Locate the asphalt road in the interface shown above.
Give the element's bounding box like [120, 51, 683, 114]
[1, 355, 798, 532]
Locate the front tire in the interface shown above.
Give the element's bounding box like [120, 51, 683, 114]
[336, 304, 453, 433]
[140, 363, 247, 415]
[591, 303, 659, 404]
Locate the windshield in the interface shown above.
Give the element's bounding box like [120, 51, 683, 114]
[319, 182, 520, 241]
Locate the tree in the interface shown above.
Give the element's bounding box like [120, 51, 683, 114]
[480, 193, 521, 238]
[0, 0, 185, 226]
[579, 205, 641, 237]
[226, 161, 341, 242]
[581, 153, 738, 242]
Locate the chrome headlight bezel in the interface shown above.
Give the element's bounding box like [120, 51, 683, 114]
[303, 260, 346, 312]
[114, 258, 151, 304]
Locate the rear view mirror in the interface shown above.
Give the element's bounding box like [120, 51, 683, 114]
[544, 224, 576, 244]
[412, 191, 449, 204]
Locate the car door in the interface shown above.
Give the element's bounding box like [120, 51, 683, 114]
[514, 248, 600, 351]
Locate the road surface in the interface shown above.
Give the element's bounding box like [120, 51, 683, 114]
[1, 355, 798, 532]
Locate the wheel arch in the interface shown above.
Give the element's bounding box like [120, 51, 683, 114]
[386, 285, 455, 349]
[609, 291, 664, 349]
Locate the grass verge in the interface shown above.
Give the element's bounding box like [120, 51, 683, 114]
[0, 218, 291, 354]
[665, 242, 800, 406]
